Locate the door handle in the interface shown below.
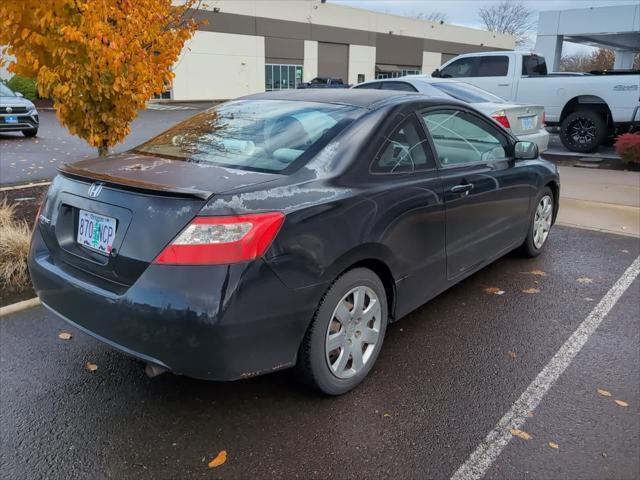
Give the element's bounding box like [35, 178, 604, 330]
[450, 183, 474, 194]
[498, 83, 510, 87]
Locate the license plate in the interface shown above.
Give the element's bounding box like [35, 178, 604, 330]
[520, 116, 535, 130]
[77, 210, 116, 255]
[5, 115, 18, 124]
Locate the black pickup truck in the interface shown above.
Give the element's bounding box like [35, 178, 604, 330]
[297, 77, 350, 89]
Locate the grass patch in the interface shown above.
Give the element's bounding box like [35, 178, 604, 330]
[0, 199, 31, 291]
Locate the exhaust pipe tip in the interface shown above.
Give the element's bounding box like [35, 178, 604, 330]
[144, 362, 168, 379]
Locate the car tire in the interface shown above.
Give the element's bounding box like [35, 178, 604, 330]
[559, 110, 606, 153]
[521, 187, 554, 258]
[296, 267, 388, 395]
[22, 128, 38, 137]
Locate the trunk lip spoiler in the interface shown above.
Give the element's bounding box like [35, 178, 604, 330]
[58, 163, 214, 200]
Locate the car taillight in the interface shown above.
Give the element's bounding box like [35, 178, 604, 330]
[153, 212, 285, 265]
[541, 111, 546, 127]
[491, 111, 511, 129]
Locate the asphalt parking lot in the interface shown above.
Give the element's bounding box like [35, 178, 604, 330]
[0, 105, 211, 185]
[1, 226, 638, 480]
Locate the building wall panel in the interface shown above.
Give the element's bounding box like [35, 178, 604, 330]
[172, 32, 265, 100]
[318, 42, 349, 82]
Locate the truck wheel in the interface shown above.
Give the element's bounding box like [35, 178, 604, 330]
[559, 110, 606, 153]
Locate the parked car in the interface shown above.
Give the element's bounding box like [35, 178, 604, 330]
[29, 89, 559, 395]
[0, 83, 39, 137]
[297, 77, 350, 89]
[433, 51, 640, 153]
[353, 76, 549, 152]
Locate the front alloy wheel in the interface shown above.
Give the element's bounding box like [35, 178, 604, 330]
[521, 187, 554, 257]
[533, 195, 553, 249]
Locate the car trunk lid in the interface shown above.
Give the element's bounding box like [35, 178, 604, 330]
[38, 152, 281, 289]
[477, 102, 545, 136]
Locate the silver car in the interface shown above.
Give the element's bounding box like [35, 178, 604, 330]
[0, 83, 39, 137]
[353, 76, 549, 152]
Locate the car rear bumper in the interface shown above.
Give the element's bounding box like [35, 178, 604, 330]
[29, 228, 323, 381]
[516, 128, 550, 153]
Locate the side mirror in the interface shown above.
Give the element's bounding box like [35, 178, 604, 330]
[15, 92, 24, 97]
[514, 141, 539, 160]
[431, 69, 441, 78]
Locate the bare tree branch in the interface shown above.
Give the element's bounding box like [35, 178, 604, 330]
[478, 0, 535, 47]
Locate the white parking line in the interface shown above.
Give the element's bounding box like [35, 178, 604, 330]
[451, 255, 640, 480]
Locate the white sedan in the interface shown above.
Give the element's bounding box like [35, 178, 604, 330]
[353, 76, 549, 152]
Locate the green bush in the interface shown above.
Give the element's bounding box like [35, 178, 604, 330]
[6, 75, 38, 100]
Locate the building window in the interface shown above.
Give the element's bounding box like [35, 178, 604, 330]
[375, 68, 421, 80]
[265, 64, 303, 91]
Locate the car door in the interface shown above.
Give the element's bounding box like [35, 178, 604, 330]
[419, 107, 533, 280]
[366, 112, 446, 317]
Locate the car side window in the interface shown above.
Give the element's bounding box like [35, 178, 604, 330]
[353, 83, 381, 89]
[476, 56, 509, 77]
[440, 57, 476, 78]
[421, 109, 507, 166]
[372, 116, 433, 174]
[522, 55, 548, 76]
[380, 81, 418, 92]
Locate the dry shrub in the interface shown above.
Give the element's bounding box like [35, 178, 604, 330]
[0, 199, 31, 289]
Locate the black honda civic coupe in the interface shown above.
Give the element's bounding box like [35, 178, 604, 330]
[29, 89, 559, 395]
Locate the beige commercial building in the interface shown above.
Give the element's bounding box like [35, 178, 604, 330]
[170, 0, 515, 100]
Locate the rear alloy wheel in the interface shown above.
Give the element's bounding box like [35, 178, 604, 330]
[521, 187, 554, 257]
[559, 110, 606, 153]
[297, 268, 388, 395]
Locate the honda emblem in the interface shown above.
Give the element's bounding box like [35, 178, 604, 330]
[87, 182, 104, 198]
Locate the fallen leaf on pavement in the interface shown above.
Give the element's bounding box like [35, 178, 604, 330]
[621, 249, 629, 253]
[522, 288, 540, 294]
[548, 442, 559, 450]
[584, 297, 594, 302]
[383, 412, 392, 418]
[597, 389, 612, 397]
[208, 450, 227, 468]
[85, 362, 98, 373]
[510, 428, 532, 440]
[614, 400, 629, 407]
[525, 269, 547, 276]
[485, 287, 505, 295]
[576, 277, 593, 285]
[58, 332, 73, 340]
[507, 351, 517, 359]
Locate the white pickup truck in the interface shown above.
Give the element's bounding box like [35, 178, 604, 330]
[432, 51, 639, 153]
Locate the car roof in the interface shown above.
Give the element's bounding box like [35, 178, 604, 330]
[242, 88, 425, 110]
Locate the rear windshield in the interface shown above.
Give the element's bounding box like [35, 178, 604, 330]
[136, 99, 361, 173]
[431, 82, 506, 104]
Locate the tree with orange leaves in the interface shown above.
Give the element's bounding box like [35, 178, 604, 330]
[0, 0, 203, 155]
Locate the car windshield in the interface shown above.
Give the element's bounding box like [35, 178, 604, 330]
[136, 99, 361, 173]
[431, 82, 506, 104]
[0, 83, 16, 97]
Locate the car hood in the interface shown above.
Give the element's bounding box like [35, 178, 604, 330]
[0, 95, 35, 109]
[59, 151, 283, 199]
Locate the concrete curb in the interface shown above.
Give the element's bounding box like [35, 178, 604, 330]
[0, 297, 41, 318]
[0, 181, 51, 192]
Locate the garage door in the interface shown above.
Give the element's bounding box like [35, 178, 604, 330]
[318, 42, 349, 83]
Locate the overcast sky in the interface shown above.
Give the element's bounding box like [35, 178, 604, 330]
[331, 0, 639, 54]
